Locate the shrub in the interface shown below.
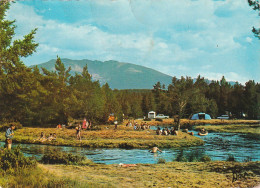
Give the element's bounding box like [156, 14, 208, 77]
[226, 154, 236, 162]
[175, 150, 210, 162]
[41, 148, 88, 165]
[175, 150, 188, 162]
[0, 146, 36, 171]
[0, 122, 23, 132]
[200, 155, 211, 162]
[155, 118, 163, 122]
[157, 158, 166, 164]
[243, 156, 252, 162]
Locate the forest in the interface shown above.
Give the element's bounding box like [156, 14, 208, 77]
[0, 1, 259, 127]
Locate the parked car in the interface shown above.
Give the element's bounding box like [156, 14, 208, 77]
[217, 115, 229, 120]
[155, 114, 169, 119]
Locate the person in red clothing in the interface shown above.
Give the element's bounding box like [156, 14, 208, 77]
[82, 118, 87, 129]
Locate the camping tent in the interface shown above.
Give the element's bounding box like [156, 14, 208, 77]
[191, 113, 211, 120]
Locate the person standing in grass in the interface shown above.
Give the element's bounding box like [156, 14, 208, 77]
[5, 124, 15, 150]
[76, 124, 82, 140]
[114, 120, 118, 129]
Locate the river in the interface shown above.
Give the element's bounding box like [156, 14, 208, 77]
[0, 129, 259, 164]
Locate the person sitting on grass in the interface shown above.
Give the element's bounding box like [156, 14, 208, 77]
[39, 132, 47, 142]
[156, 127, 161, 135]
[171, 127, 178, 136]
[52, 133, 57, 140]
[47, 133, 54, 141]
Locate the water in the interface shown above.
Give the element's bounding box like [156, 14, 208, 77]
[1, 129, 259, 164]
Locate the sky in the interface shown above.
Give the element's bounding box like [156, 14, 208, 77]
[6, 0, 260, 84]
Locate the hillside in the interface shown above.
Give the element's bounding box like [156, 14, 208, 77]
[32, 58, 173, 89]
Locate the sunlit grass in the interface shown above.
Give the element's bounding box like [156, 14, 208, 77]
[0, 125, 204, 148]
[40, 161, 260, 188]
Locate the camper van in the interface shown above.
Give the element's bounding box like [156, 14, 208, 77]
[148, 111, 156, 119]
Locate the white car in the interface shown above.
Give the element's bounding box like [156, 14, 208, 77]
[217, 115, 229, 120]
[155, 114, 169, 119]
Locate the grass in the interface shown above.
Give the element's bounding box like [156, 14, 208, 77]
[0, 125, 204, 148]
[195, 124, 260, 139]
[38, 161, 260, 188]
[134, 118, 260, 126]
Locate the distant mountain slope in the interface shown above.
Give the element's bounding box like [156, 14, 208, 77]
[33, 59, 173, 89]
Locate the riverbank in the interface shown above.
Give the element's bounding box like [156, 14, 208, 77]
[0, 126, 204, 148]
[39, 161, 260, 188]
[134, 118, 260, 126]
[195, 124, 260, 139]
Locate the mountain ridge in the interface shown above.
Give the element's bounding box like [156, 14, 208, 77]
[32, 58, 173, 89]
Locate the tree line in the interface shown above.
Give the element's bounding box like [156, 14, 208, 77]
[0, 2, 259, 127]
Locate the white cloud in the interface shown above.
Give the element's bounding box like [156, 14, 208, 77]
[246, 37, 253, 43]
[6, 0, 260, 83]
[198, 71, 249, 84]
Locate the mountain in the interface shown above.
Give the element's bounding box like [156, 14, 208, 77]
[32, 58, 173, 89]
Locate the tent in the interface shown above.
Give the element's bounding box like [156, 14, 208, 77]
[191, 113, 211, 120]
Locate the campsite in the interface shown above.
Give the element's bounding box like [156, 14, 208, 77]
[0, 0, 260, 187]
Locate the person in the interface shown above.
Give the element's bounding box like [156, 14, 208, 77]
[149, 146, 162, 153]
[39, 132, 47, 142]
[47, 133, 54, 141]
[119, 163, 137, 167]
[57, 124, 62, 129]
[76, 125, 81, 140]
[82, 118, 87, 129]
[201, 128, 206, 134]
[156, 127, 161, 135]
[88, 120, 91, 130]
[5, 124, 15, 150]
[52, 133, 57, 140]
[184, 128, 194, 136]
[114, 120, 118, 129]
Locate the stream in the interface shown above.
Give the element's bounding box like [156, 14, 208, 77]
[0, 129, 259, 164]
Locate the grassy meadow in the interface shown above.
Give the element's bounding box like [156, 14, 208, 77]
[17, 161, 260, 188]
[0, 123, 204, 149]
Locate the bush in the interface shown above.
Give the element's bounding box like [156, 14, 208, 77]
[155, 118, 163, 122]
[226, 154, 236, 162]
[175, 150, 211, 162]
[0, 146, 36, 171]
[41, 148, 88, 165]
[143, 118, 151, 121]
[157, 158, 166, 164]
[175, 150, 188, 162]
[200, 155, 211, 162]
[0, 122, 23, 132]
[243, 156, 252, 162]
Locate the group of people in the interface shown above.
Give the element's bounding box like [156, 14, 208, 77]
[35, 132, 57, 142]
[133, 122, 151, 130]
[156, 127, 178, 136]
[82, 118, 92, 130]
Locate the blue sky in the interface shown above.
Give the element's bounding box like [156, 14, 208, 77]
[6, 0, 260, 83]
